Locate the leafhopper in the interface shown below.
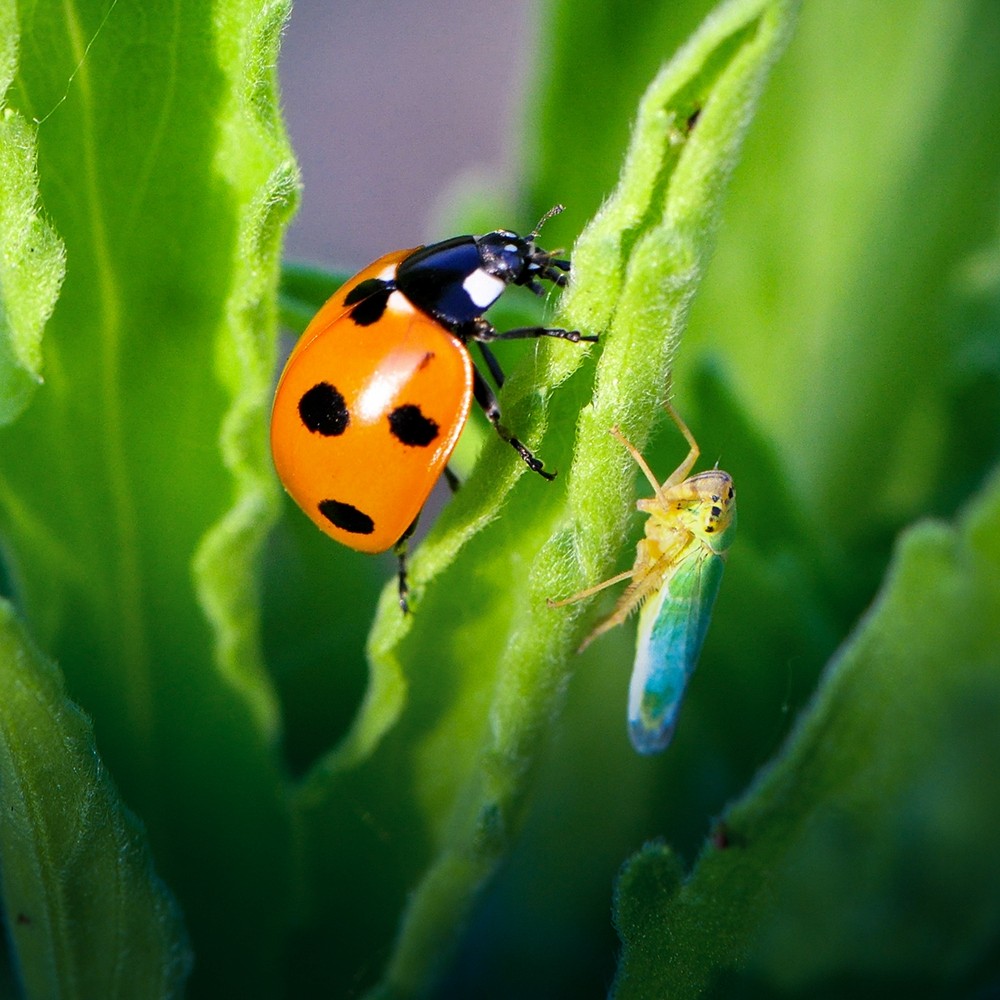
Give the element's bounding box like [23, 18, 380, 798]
[551, 404, 736, 754]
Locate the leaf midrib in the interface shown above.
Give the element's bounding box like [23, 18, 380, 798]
[62, 0, 153, 742]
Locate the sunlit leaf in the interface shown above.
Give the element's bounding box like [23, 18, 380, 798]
[0, 0, 299, 992]
[0, 3, 65, 425]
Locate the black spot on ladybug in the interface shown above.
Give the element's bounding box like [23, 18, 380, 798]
[705, 525, 715, 533]
[711, 505, 722, 518]
[299, 382, 349, 436]
[348, 282, 391, 326]
[728, 485, 735, 499]
[344, 277, 386, 305]
[318, 499, 375, 535]
[389, 404, 439, 447]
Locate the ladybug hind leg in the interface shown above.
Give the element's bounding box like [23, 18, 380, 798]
[393, 516, 420, 613]
[443, 465, 461, 494]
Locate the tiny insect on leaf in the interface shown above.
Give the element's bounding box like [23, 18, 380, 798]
[550, 402, 736, 754]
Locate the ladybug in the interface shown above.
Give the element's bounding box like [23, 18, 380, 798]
[270, 206, 595, 608]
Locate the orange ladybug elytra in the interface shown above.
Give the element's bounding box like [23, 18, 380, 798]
[270, 206, 595, 608]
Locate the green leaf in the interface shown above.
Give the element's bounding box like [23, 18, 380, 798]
[6, 0, 993, 991]
[0, 0, 298, 992]
[288, 1, 799, 994]
[528, 0, 718, 247]
[612, 461, 1000, 996]
[680, 0, 1000, 545]
[277, 261, 347, 333]
[604, 2, 1000, 996]
[0, 5, 65, 426]
[0, 599, 190, 999]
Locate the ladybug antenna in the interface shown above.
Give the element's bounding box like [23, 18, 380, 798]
[528, 204, 565, 243]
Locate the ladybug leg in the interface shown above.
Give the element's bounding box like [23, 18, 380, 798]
[443, 465, 461, 493]
[526, 257, 570, 293]
[394, 516, 420, 613]
[477, 342, 506, 388]
[487, 325, 597, 344]
[468, 316, 598, 345]
[394, 541, 410, 613]
[472, 367, 555, 481]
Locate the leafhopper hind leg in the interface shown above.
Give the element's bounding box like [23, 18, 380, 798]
[571, 545, 678, 650]
[547, 568, 636, 608]
[545, 423, 652, 618]
[548, 564, 643, 652]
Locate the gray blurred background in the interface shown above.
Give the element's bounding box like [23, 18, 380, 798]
[279, 0, 534, 268]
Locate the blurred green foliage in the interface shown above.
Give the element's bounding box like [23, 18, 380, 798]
[1, 0, 999, 998]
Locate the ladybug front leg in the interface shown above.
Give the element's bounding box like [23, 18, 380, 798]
[467, 316, 598, 346]
[471, 368, 555, 481]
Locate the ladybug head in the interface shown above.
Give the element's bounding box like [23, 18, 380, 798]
[474, 205, 570, 296]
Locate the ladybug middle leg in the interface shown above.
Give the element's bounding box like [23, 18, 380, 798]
[466, 319, 597, 480]
[471, 367, 556, 481]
